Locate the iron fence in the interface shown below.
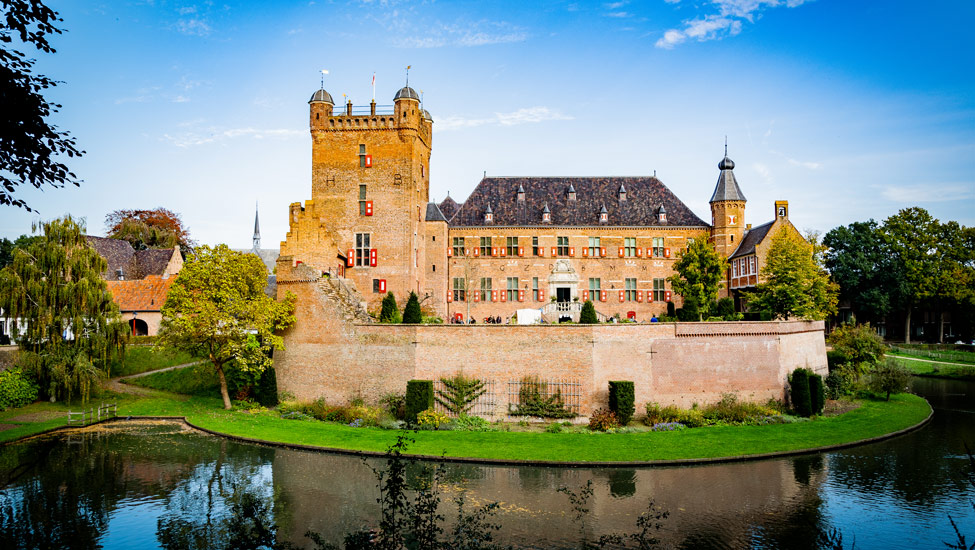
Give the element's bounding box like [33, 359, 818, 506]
[507, 378, 581, 416]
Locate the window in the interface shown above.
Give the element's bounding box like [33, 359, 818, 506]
[373, 279, 382, 293]
[452, 237, 465, 256]
[507, 277, 519, 301]
[480, 237, 491, 257]
[624, 237, 637, 257]
[532, 236, 540, 256]
[653, 278, 666, 302]
[750, 256, 757, 275]
[506, 236, 519, 256]
[355, 233, 371, 267]
[452, 278, 466, 302]
[480, 278, 492, 299]
[589, 278, 601, 293]
[652, 237, 665, 258]
[625, 278, 637, 301]
[359, 185, 367, 216]
[557, 236, 569, 256]
[359, 144, 367, 168]
[588, 237, 600, 258]
[532, 277, 540, 301]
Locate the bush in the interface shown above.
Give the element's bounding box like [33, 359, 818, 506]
[379, 292, 399, 323]
[380, 393, 407, 420]
[825, 365, 858, 399]
[790, 368, 813, 417]
[416, 408, 450, 429]
[666, 302, 676, 317]
[452, 414, 490, 431]
[405, 380, 434, 423]
[588, 408, 620, 431]
[579, 301, 598, 324]
[0, 369, 39, 410]
[809, 372, 825, 415]
[253, 365, 278, 408]
[828, 323, 885, 378]
[869, 359, 913, 401]
[645, 402, 683, 425]
[510, 376, 577, 418]
[676, 296, 699, 322]
[402, 291, 422, 324]
[545, 422, 563, 434]
[608, 381, 635, 425]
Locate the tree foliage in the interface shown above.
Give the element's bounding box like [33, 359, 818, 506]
[104, 207, 193, 251]
[668, 237, 728, 321]
[402, 291, 422, 324]
[379, 291, 399, 323]
[579, 300, 598, 324]
[0, 233, 41, 268]
[159, 245, 295, 410]
[827, 323, 886, 379]
[0, 216, 126, 402]
[747, 230, 838, 320]
[868, 360, 913, 401]
[1, 0, 83, 211]
[823, 220, 907, 324]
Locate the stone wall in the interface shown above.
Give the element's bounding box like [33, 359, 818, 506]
[274, 267, 828, 415]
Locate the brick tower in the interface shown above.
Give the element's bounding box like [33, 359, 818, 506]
[709, 148, 746, 258]
[280, 81, 434, 306]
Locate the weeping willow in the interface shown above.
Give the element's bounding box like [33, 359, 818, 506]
[0, 216, 127, 403]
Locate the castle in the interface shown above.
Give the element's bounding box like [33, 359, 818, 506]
[278, 81, 801, 321]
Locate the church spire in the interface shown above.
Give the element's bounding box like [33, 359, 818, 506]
[252, 202, 261, 253]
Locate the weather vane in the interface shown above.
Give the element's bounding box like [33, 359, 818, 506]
[320, 69, 328, 89]
[406, 65, 411, 87]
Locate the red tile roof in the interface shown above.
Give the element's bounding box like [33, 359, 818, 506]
[105, 275, 174, 312]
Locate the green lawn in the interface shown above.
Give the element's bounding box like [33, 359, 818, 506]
[889, 345, 975, 365]
[888, 355, 975, 380]
[126, 363, 220, 396]
[108, 345, 200, 377]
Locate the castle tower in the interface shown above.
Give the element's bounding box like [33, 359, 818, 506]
[280, 77, 433, 306]
[709, 148, 746, 258]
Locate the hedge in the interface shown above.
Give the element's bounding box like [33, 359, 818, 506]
[608, 381, 635, 425]
[790, 368, 812, 417]
[809, 372, 825, 415]
[405, 380, 434, 423]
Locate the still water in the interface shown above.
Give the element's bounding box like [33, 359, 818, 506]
[0, 378, 972, 549]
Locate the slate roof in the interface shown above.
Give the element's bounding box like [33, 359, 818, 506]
[449, 177, 709, 227]
[425, 202, 447, 222]
[438, 196, 461, 221]
[709, 156, 747, 203]
[105, 275, 174, 312]
[729, 220, 774, 259]
[86, 236, 178, 280]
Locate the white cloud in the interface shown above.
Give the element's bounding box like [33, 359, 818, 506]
[605, 1, 626, 8]
[176, 17, 211, 36]
[753, 162, 773, 184]
[787, 158, 821, 170]
[656, 0, 809, 49]
[395, 21, 528, 48]
[172, 95, 190, 103]
[879, 183, 975, 203]
[436, 107, 573, 132]
[163, 127, 303, 147]
[606, 11, 631, 18]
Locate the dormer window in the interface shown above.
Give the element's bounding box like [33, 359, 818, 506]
[599, 205, 608, 224]
[657, 205, 667, 224]
[517, 184, 525, 202]
[618, 183, 627, 202]
[567, 184, 576, 201]
[484, 204, 493, 224]
[542, 204, 551, 224]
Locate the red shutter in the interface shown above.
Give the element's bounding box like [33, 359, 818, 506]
[447, 248, 453, 257]
[569, 247, 575, 257]
[583, 290, 589, 301]
[636, 248, 642, 258]
[618, 247, 624, 257]
[379, 280, 386, 292]
[664, 247, 671, 258]
[473, 248, 479, 257]
[646, 247, 652, 257]
[551, 247, 557, 256]
[518, 247, 524, 257]
[600, 290, 607, 302]
[648, 290, 654, 303]
[474, 290, 480, 302]
[491, 290, 498, 302]
[637, 290, 643, 302]
[447, 291, 453, 303]
[538, 289, 545, 301]
[492, 247, 498, 257]
[600, 247, 606, 257]
[583, 248, 589, 258]
[619, 290, 625, 302]
[364, 154, 373, 167]
[365, 201, 373, 216]
[518, 289, 525, 302]
[500, 248, 506, 257]
[500, 291, 507, 302]
[665, 290, 672, 302]
[538, 247, 545, 257]
[370, 249, 377, 267]
[347, 250, 355, 267]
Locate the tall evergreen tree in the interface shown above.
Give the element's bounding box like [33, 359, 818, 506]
[668, 237, 727, 321]
[579, 300, 598, 324]
[748, 230, 838, 321]
[0, 216, 127, 402]
[402, 291, 422, 324]
[379, 291, 399, 323]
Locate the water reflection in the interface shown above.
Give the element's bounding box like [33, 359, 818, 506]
[0, 378, 971, 549]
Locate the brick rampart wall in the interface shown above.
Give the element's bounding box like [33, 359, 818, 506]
[274, 270, 827, 415]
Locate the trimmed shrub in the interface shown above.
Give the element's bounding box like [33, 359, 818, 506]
[0, 369, 39, 410]
[790, 368, 813, 417]
[435, 373, 486, 415]
[379, 292, 399, 323]
[405, 380, 434, 423]
[588, 408, 620, 431]
[579, 300, 598, 324]
[608, 381, 635, 425]
[825, 366, 858, 399]
[666, 302, 676, 317]
[809, 372, 825, 415]
[402, 291, 422, 324]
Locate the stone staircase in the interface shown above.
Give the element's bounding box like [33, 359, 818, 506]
[539, 301, 609, 323]
[318, 276, 373, 324]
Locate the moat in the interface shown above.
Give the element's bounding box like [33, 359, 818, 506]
[1, 377, 972, 549]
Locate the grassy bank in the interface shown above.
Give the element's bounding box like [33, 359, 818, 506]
[2, 388, 932, 463]
[888, 354, 975, 380]
[108, 346, 199, 377]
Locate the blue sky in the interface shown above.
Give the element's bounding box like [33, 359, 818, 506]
[3, 0, 973, 248]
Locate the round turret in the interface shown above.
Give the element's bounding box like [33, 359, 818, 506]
[394, 86, 420, 101]
[309, 88, 334, 105]
[718, 156, 735, 170]
[421, 109, 433, 121]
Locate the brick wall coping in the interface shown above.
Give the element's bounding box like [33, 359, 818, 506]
[351, 320, 825, 335]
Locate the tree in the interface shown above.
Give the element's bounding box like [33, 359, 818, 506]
[402, 291, 422, 324]
[668, 237, 728, 321]
[0, 216, 127, 402]
[823, 220, 907, 324]
[159, 245, 296, 410]
[0, 233, 41, 268]
[104, 208, 194, 252]
[435, 373, 486, 415]
[882, 207, 940, 343]
[827, 323, 885, 380]
[868, 360, 912, 401]
[379, 291, 399, 323]
[1, 0, 83, 211]
[579, 300, 598, 324]
[747, 230, 838, 320]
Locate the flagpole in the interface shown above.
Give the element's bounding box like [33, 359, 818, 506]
[372, 72, 376, 102]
